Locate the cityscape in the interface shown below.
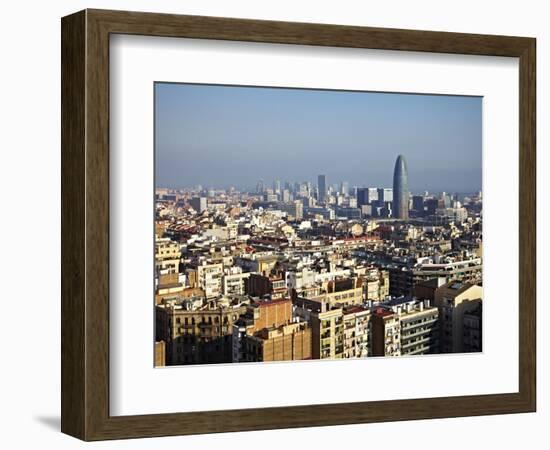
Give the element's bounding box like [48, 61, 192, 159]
[154, 84, 482, 366]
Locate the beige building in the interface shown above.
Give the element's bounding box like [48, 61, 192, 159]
[311, 308, 344, 360]
[314, 277, 363, 309]
[236, 254, 279, 276]
[363, 267, 390, 301]
[155, 272, 185, 305]
[156, 297, 248, 365]
[222, 271, 250, 296]
[188, 262, 223, 298]
[154, 341, 165, 367]
[435, 282, 483, 353]
[239, 321, 312, 362]
[342, 305, 371, 358]
[232, 298, 311, 362]
[155, 237, 181, 276]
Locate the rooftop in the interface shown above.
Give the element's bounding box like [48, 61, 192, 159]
[372, 307, 394, 318]
[383, 296, 415, 307]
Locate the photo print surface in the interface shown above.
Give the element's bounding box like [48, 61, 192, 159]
[153, 83, 482, 367]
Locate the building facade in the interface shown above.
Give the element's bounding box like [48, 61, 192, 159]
[435, 282, 483, 353]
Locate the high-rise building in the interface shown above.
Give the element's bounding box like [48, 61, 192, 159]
[279, 200, 303, 220]
[356, 188, 369, 207]
[412, 195, 424, 214]
[189, 196, 207, 213]
[317, 174, 327, 203]
[377, 188, 393, 203]
[340, 181, 349, 195]
[282, 189, 290, 202]
[393, 154, 409, 219]
[367, 187, 379, 203]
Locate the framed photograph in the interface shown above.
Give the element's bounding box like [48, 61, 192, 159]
[61, 9, 536, 441]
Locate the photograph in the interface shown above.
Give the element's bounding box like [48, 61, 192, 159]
[153, 83, 483, 366]
[1, 0, 541, 445]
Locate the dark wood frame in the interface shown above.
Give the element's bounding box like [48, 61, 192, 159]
[61, 8, 536, 441]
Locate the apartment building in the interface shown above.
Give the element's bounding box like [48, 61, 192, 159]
[435, 281, 483, 353]
[248, 272, 287, 299]
[222, 271, 250, 296]
[371, 308, 401, 357]
[232, 298, 311, 362]
[363, 268, 390, 301]
[384, 297, 439, 356]
[322, 277, 363, 308]
[463, 303, 482, 352]
[154, 341, 165, 367]
[238, 321, 312, 362]
[156, 297, 247, 365]
[188, 262, 223, 298]
[342, 305, 371, 358]
[389, 258, 482, 297]
[155, 237, 181, 276]
[311, 307, 344, 360]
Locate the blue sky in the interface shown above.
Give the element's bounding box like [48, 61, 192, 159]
[155, 83, 482, 193]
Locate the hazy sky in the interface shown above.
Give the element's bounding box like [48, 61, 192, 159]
[155, 83, 482, 193]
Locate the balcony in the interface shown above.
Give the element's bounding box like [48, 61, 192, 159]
[401, 336, 433, 350]
[401, 318, 437, 331]
[401, 327, 438, 341]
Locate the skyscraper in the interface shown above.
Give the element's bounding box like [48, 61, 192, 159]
[340, 181, 349, 195]
[318, 174, 327, 203]
[356, 188, 369, 207]
[393, 155, 409, 220]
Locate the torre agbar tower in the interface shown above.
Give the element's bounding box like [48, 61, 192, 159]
[392, 154, 409, 220]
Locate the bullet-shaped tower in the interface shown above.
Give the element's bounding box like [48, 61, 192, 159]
[393, 155, 409, 220]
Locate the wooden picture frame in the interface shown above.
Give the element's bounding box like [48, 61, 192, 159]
[61, 9, 536, 441]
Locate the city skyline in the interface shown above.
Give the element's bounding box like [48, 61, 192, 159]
[156, 153, 479, 198]
[154, 82, 483, 367]
[155, 83, 482, 193]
